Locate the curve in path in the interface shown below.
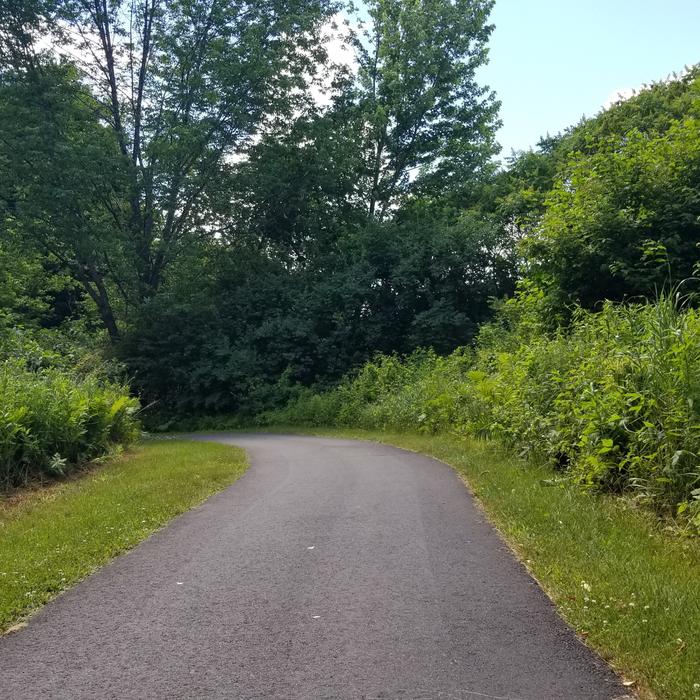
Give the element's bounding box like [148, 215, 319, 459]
[0, 433, 629, 699]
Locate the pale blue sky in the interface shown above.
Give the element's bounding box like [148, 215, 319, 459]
[481, 0, 700, 157]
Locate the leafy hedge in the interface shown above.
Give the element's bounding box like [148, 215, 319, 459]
[264, 292, 700, 529]
[0, 360, 139, 488]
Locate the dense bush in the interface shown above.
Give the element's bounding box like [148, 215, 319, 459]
[124, 210, 514, 420]
[0, 359, 139, 489]
[264, 293, 700, 528]
[495, 68, 700, 316]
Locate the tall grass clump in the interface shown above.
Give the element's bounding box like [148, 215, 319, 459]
[0, 359, 139, 488]
[265, 291, 700, 529]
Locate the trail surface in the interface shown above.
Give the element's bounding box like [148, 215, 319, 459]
[0, 433, 628, 699]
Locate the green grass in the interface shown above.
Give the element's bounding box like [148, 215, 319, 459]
[0, 439, 247, 634]
[277, 427, 700, 700]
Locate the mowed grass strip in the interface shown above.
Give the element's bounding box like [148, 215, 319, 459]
[0, 439, 247, 633]
[290, 428, 700, 700]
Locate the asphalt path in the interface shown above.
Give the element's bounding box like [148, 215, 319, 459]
[0, 433, 630, 699]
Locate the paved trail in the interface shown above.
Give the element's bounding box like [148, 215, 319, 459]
[0, 434, 629, 699]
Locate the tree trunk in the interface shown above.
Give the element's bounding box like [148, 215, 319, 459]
[75, 266, 120, 342]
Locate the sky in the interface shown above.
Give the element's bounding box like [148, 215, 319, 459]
[480, 0, 700, 157]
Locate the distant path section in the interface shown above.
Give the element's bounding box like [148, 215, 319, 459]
[0, 433, 628, 699]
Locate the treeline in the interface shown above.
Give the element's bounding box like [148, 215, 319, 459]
[0, 0, 512, 423]
[0, 1, 699, 484]
[122, 66, 700, 421]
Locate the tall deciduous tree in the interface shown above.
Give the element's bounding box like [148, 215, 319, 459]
[354, 0, 500, 219]
[0, 0, 335, 337]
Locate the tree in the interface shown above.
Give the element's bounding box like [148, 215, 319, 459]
[224, 105, 366, 264]
[225, 0, 502, 254]
[526, 117, 700, 308]
[483, 68, 700, 312]
[0, 64, 129, 340]
[352, 0, 500, 219]
[0, 0, 335, 337]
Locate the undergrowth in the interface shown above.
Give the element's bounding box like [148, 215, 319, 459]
[263, 291, 700, 531]
[0, 330, 139, 488]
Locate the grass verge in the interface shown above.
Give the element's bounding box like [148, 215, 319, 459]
[0, 439, 247, 634]
[281, 427, 700, 700]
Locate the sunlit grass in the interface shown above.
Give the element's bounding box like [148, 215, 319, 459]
[0, 439, 247, 633]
